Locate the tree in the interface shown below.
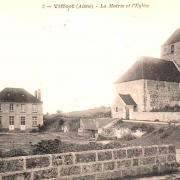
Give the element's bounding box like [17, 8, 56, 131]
[56, 110, 62, 114]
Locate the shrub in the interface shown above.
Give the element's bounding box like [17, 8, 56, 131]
[97, 135, 117, 141]
[121, 134, 136, 141]
[0, 128, 9, 132]
[131, 124, 154, 133]
[0, 148, 28, 158]
[30, 128, 39, 133]
[113, 119, 123, 128]
[32, 139, 63, 154]
[160, 131, 171, 139]
[31, 139, 127, 155]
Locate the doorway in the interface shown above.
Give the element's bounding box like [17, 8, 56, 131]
[125, 107, 129, 119]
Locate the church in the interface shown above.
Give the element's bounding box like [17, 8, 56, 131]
[111, 29, 180, 121]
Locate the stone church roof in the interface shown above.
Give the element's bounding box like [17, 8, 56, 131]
[163, 28, 180, 45]
[115, 56, 180, 83]
[0, 88, 42, 103]
[119, 94, 136, 106]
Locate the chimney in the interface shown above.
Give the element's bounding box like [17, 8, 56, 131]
[37, 89, 41, 100]
[34, 90, 38, 98]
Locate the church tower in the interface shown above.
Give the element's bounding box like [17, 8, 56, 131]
[161, 28, 180, 71]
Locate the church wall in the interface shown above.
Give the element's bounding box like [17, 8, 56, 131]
[131, 112, 180, 122]
[111, 96, 126, 119]
[113, 80, 145, 112]
[161, 41, 180, 69]
[145, 80, 180, 111]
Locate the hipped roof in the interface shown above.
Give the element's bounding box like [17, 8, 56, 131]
[115, 57, 180, 83]
[0, 88, 42, 103]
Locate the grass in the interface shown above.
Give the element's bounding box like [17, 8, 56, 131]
[128, 125, 180, 148]
[0, 131, 88, 153]
[1, 119, 180, 157]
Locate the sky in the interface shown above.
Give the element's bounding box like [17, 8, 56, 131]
[0, 0, 180, 113]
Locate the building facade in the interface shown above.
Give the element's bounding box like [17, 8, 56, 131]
[112, 29, 180, 120]
[0, 88, 43, 131]
[161, 28, 180, 70]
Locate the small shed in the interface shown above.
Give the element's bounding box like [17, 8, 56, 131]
[78, 118, 114, 138]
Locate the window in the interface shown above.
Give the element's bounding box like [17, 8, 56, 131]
[156, 84, 159, 90]
[32, 104, 37, 113]
[168, 86, 170, 91]
[9, 116, 14, 125]
[115, 107, 118, 112]
[20, 116, 25, 125]
[171, 44, 174, 53]
[0, 116, 2, 125]
[32, 116, 38, 126]
[21, 104, 25, 112]
[10, 104, 14, 111]
[0, 104, 2, 112]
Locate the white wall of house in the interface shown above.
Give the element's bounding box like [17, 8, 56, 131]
[0, 102, 43, 130]
[111, 95, 126, 119]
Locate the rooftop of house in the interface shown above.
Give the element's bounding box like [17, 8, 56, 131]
[163, 28, 180, 45]
[0, 88, 42, 103]
[80, 118, 114, 130]
[115, 56, 180, 83]
[119, 94, 136, 106]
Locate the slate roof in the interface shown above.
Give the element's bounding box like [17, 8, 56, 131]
[115, 56, 180, 83]
[163, 28, 180, 45]
[80, 118, 113, 130]
[119, 94, 136, 106]
[0, 88, 42, 103]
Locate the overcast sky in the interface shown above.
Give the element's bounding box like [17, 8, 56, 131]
[0, 0, 180, 113]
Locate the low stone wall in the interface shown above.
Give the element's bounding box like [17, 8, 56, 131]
[131, 112, 180, 122]
[0, 145, 177, 180]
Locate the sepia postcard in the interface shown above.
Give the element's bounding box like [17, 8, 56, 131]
[0, 0, 180, 179]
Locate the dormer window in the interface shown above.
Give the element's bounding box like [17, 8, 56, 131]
[171, 44, 174, 53]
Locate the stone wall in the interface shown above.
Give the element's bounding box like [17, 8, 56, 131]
[112, 79, 180, 118]
[0, 145, 177, 180]
[145, 80, 180, 111]
[131, 112, 180, 122]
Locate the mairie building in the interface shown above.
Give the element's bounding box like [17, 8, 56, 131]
[0, 88, 43, 131]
